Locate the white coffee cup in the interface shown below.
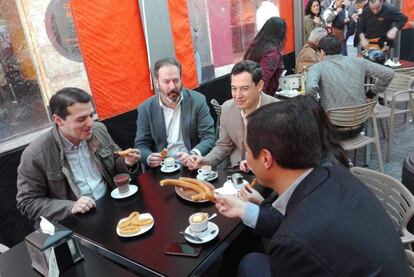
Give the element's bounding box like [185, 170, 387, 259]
[160, 157, 175, 169]
[198, 165, 212, 177]
[189, 212, 209, 237]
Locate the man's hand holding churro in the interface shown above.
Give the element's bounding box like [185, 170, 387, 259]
[240, 185, 264, 205]
[187, 155, 209, 170]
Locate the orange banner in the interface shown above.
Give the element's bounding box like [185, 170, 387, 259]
[402, 0, 414, 29]
[70, 0, 152, 120]
[280, 1, 295, 54]
[167, 0, 199, 88]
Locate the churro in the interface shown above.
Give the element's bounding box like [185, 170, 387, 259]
[116, 148, 134, 157]
[117, 211, 153, 235]
[160, 179, 205, 194]
[161, 178, 215, 202]
[160, 148, 168, 159]
[250, 178, 257, 187]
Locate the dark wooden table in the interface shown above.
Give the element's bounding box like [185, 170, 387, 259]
[61, 168, 252, 277]
[0, 241, 136, 277]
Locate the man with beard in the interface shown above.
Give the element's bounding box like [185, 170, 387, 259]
[358, 0, 407, 50]
[17, 88, 140, 222]
[134, 58, 216, 168]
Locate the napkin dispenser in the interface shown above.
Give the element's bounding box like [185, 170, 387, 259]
[25, 222, 83, 276]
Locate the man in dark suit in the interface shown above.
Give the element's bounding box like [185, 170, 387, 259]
[134, 58, 216, 168]
[215, 100, 408, 276]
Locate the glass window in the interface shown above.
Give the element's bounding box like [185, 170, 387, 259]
[0, 12, 50, 151]
[187, 0, 280, 84]
[0, 0, 90, 153]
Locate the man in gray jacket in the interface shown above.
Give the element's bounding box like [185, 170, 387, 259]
[306, 35, 394, 110]
[190, 60, 277, 170]
[16, 88, 140, 222]
[134, 58, 216, 168]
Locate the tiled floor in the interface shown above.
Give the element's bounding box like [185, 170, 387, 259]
[354, 113, 414, 182]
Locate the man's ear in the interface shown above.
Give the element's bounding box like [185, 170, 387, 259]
[52, 114, 63, 126]
[320, 49, 326, 57]
[154, 79, 159, 89]
[261, 149, 273, 170]
[257, 79, 264, 93]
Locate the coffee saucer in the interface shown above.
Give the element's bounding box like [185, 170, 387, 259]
[111, 185, 138, 199]
[184, 222, 219, 244]
[196, 171, 218, 182]
[160, 163, 180, 173]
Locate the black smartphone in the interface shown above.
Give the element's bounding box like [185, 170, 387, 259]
[164, 242, 202, 257]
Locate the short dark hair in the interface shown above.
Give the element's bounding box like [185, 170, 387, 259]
[231, 60, 263, 85]
[153, 58, 182, 80]
[318, 35, 342, 55]
[369, 0, 383, 4]
[356, 0, 367, 4]
[49, 87, 92, 119]
[246, 100, 321, 169]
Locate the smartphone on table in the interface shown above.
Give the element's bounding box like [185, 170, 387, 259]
[164, 242, 202, 257]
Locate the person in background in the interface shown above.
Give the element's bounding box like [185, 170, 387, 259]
[324, 0, 352, 55]
[358, 0, 407, 50]
[304, 0, 325, 42]
[188, 60, 277, 171]
[244, 17, 286, 96]
[134, 58, 216, 168]
[215, 100, 409, 276]
[296, 27, 328, 74]
[352, 0, 369, 49]
[16, 88, 140, 222]
[306, 35, 394, 111]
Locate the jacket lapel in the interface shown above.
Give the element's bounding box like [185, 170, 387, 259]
[180, 89, 192, 150]
[151, 97, 167, 149]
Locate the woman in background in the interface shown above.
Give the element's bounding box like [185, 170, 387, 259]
[304, 0, 325, 41]
[244, 17, 286, 96]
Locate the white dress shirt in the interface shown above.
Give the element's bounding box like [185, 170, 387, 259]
[60, 132, 107, 200]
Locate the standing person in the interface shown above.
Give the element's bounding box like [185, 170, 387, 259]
[134, 58, 216, 168]
[324, 0, 352, 55]
[215, 100, 409, 276]
[352, 0, 369, 49]
[304, 0, 324, 42]
[296, 27, 328, 74]
[16, 88, 141, 222]
[189, 60, 277, 170]
[244, 17, 286, 96]
[358, 0, 407, 50]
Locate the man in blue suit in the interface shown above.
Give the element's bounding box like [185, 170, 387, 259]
[215, 100, 408, 276]
[134, 58, 216, 168]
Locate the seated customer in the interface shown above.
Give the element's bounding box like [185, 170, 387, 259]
[306, 35, 394, 110]
[134, 58, 216, 168]
[16, 88, 140, 222]
[295, 27, 327, 74]
[189, 60, 277, 170]
[216, 100, 408, 276]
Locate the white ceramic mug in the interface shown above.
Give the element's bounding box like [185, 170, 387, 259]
[160, 157, 175, 169]
[189, 212, 209, 237]
[198, 165, 212, 177]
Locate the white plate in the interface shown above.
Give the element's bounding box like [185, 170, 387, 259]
[116, 213, 154, 237]
[184, 222, 219, 244]
[111, 185, 138, 199]
[275, 89, 300, 98]
[196, 171, 218, 181]
[160, 163, 180, 173]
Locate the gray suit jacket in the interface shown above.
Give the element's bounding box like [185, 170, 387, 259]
[204, 92, 277, 168]
[134, 89, 216, 166]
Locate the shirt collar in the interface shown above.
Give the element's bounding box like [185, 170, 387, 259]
[58, 130, 87, 151]
[159, 94, 183, 110]
[272, 168, 313, 215]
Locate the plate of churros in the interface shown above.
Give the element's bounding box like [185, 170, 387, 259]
[116, 211, 154, 237]
[160, 177, 215, 203]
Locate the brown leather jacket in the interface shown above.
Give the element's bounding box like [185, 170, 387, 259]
[295, 42, 323, 74]
[16, 122, 128, 221]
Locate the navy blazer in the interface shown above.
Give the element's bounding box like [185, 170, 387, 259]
[134, 89, 216, 166]
[258, 166, 408, 276]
